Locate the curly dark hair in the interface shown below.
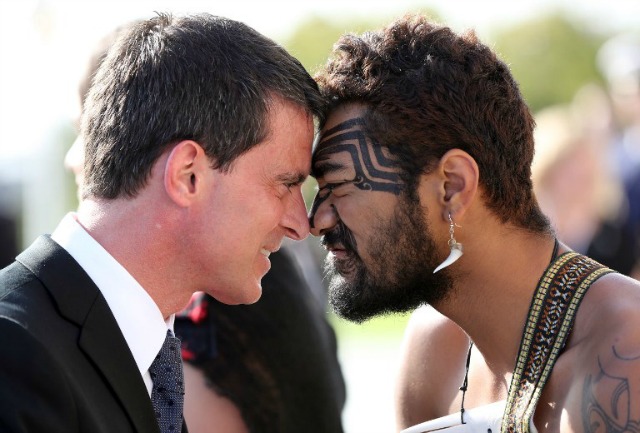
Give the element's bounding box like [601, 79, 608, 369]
[315, 14, 549, 232]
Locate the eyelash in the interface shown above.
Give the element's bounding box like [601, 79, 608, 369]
[285, 182, 299, 193]
[318, 181, 349, 198]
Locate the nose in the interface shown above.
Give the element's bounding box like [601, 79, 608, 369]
[282, 188, 310, 241]
[308, 194, 338, 237]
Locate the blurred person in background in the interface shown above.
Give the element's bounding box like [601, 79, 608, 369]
[587, 33, 640, 278]
[0, 13, 325, 432]
[531, 86, 624, 256]
[64, 18, 345, 433]
[309, 14, 640, 432]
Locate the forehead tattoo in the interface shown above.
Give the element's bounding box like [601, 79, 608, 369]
[314, 117, 404, 192]
[309, 117, 405, 227]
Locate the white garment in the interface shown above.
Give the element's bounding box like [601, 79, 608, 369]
[401, 401, 538, 433]
[51, 212, 174, 396]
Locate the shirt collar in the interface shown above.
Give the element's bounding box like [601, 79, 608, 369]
[51, 212, 173, 378]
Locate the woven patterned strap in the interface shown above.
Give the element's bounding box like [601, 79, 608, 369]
[501, 253, 613, 433]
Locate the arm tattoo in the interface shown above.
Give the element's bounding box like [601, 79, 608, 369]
[582, 345, 640, 432]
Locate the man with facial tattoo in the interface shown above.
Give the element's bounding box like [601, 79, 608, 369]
[309, 14, 640, 433]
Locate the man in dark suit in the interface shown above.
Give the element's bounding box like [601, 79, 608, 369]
[0, 13, 323, 433]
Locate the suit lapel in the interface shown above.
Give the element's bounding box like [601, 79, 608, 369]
[17, 236, 161, 433]
[80, 300, 161, 433]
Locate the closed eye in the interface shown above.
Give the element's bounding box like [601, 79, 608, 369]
[278, 172, 307, 194]
[285, 182, 299, 193]
[317, 180, 352, 199]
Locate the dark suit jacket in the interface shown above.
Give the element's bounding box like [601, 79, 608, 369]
[0, 235, 185, 433]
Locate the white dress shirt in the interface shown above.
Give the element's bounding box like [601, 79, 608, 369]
[51, 212, 174, 396]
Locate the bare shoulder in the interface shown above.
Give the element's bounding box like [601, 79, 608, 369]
[395, 306, 469, 430]
[573, 272, 640, 340]
[579, 273, 640, 432]
[544, 272, 640, 432]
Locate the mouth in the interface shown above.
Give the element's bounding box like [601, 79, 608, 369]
[321, 221, 357, 258]
[260, 242, 282, 258]
[260, 248, 272, 258]
[326, 246, 360, 278]
[325, 244, 351, 261]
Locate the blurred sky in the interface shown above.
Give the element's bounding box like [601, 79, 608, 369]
[0, 0, 638, 164]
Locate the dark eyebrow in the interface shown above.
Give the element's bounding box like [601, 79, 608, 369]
[311, 160, 349, 179]
[276, 172, 307, 186]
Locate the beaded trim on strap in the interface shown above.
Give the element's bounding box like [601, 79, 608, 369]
[501, 252, 613, 433]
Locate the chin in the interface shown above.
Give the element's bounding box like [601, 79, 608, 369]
[208, 281, 263, 306]
[243, 285, 263, 305]
[327, 254, 357, 279]
[239, 275, 264, 304]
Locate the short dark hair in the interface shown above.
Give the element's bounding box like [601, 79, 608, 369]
[81, 13, 323, 199]
[315, 14, 549, 232]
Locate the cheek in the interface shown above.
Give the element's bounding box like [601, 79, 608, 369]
[244, 195, 288, 237]
[338, 193, 394, 226]
[336, 201, 382, 248]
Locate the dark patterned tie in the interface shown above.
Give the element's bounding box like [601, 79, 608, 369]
[149, 330, 185, 433]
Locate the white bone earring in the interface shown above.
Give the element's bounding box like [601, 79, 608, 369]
[433, 213, 463, 273]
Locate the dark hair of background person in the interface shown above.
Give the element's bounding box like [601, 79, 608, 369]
[176, 248, 346, 433]
[81, 12, 325, 200]
[314, 14, 551, 234]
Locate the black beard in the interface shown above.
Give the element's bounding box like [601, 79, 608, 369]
[324, 195, 453, 323]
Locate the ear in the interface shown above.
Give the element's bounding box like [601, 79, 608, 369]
[163, 140, 208, 207]
[436, 149, 479, 221]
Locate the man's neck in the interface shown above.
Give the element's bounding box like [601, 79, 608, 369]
[76, 196, 191, 319]
[435, 228, 559, 376]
